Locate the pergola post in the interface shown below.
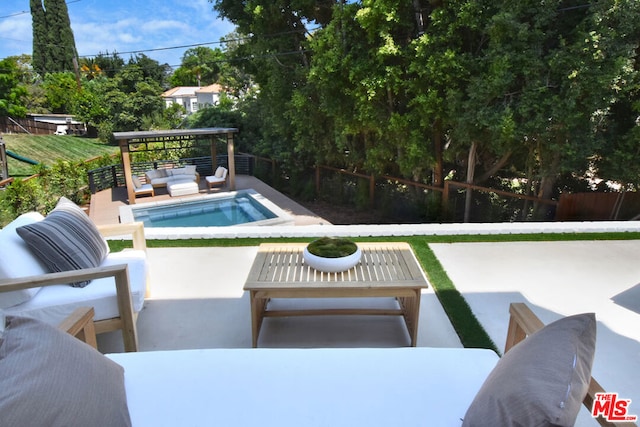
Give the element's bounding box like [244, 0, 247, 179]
[120, 139, 136, 205]
[227, 131, 236, 190]
[210, 136, 217, 174]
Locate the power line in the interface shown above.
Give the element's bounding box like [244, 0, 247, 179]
[0, 0, 82, 20]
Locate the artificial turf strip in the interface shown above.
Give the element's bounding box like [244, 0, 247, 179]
[406, 239, 499, 353]
[107, 231, 640, 351]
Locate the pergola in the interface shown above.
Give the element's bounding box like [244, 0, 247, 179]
[113, 128, 238, 204]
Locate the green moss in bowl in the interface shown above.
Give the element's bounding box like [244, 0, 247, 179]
[307, 237, 358, 258]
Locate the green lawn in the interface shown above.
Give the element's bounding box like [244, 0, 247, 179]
[2, 134, 119, 177]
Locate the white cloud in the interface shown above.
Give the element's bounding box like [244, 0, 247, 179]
[141, 19, 189, 34]
[0, 14, 33, 57]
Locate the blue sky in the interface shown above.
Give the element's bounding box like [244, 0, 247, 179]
[0, 0, 235, 68]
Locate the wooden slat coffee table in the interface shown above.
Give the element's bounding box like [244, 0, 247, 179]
[244, 242, 429, 347]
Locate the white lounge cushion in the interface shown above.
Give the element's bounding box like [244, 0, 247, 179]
[0, 212, 47, 308]
[107, 347, 499, 427]
[134, 183, 154, 194]
[145, 169, 166, 181]
[148, 176, 173, 186]
[3, 249, 147, 324]
[132, 176, 142, 189]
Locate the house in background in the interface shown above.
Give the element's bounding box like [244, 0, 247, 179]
[161, 84, 224, 114]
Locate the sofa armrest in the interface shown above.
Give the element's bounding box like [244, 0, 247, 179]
[506, 303, 635, 427]
[0, 265, 138, 352]
[58, 307, 98, 349]
[97, 222, 146, 253]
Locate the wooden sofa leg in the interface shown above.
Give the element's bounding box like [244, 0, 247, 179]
[58, 307, 98, 349]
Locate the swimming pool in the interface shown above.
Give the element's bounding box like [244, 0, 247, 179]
[119, 190, 293, 228]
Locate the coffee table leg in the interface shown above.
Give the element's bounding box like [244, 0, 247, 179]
[398, 289, 421, 346]
[250, 291, 267, 348]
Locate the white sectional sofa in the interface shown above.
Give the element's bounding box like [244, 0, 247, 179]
[1, 300, 622, 427]
[144, 165, 200, 188]
[0, 198, 148, 351]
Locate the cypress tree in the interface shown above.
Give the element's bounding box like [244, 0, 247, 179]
[30, 0, 78, 75]
[30, 0, 48, 76]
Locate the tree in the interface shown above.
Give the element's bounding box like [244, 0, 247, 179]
[71, 58, 165, 139]
[92, 52, 125, 78]
[42, 72, 77, 113]
[447, 0, 640, 201]
[127, 53, 172, 89]
[0, 57, 28, 117]
[214, 0, 640, 204]
[30, 0, 79, 75]
[213, 0, 319, 164]
[170, 46, 226, 87]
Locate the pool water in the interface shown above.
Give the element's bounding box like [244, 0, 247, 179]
[131, 192, 278, 227]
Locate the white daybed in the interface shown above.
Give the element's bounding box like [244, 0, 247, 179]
[0, 302, 628, 427]
[0, 199, 147, 352]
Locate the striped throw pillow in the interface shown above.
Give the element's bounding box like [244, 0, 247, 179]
[16, 197, 109, 287]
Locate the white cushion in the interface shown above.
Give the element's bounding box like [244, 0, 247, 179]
[107, 347, 499, 427]
[149, 176, 172, 186]
[3, 249, 147, 324]
[132, 176, 142, 189]
[134, 184, 154, 194]
[145, 170, 161, 180]
[0, 212, 47, 308]
[214, 166, 226, 178]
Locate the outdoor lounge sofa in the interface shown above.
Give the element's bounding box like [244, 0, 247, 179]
[0, 198, 147, 352]
[1, 300, 628, 427]
[144, 165, 200, 188]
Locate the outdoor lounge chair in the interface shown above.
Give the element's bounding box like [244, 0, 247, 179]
[205, 166, 228, 190]
[132, 175, 154, 198]
[1, 302, 628, 427]
[0, 198, 148, 352]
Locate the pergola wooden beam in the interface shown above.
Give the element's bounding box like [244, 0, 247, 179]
[113, 128, 238, 204]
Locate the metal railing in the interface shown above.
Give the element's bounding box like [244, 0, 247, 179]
[87, 154, 255, 193]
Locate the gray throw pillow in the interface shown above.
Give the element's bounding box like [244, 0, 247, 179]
[462, 312, 596, 427]
[0, 315, 131, 427]
[16, 197, 109, 287]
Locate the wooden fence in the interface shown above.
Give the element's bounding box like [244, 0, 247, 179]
[241, 158, 564, 222]
[556, 192, 640, 221]
[1, 117, 56, 135]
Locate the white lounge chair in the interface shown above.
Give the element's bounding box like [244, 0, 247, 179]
[205, 166, 228, 190]
[0, 198, 148, 352]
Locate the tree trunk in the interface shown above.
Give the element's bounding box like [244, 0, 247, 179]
[413, 0, 425, 35]
[432, 118, 443, 187]
[476, 150, 512, 183]
[464, 141, 477, 222]
[534, 151, 561, 219]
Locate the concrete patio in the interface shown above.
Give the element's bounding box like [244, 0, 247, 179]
[92, 176, 640, 426]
